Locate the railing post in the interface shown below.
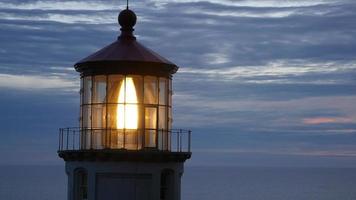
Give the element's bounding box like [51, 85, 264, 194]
[61, 129, 64, 150]
[83, 129, 86, 150]
[136, 129, 139, 150]
[179, 129, 182, 152]
[78, 129, 80, 150]
[177, 130, 179, 152]
[66, 128, 69, 150]
[188, 130, 191, 152]
[58, 129, 61, 151]
[123, 129, 126, 149]
[72, 130, 75, 150]
[109, 129, 112, 149]
[90, 129, 93, 150]
[161, 129, 164, 150]
[169, 130, 171, 151]
[154, 129, 157, 149]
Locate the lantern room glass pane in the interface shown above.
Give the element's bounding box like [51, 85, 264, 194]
[107, 75, 123, 104]
[168, 107, 172, 130]
[145, 107, 157, 148]
[131, 75, 143, 103]
[92, 129, 105, 149]
[82, 105, 91, 128]
[158, 106, 167, 130]
[93, 75, 106, 104]
[144, 76, 158, 104]
[159, 78, 167, 105]
[145, 130, 156, 148]
[158, 106, 167, 150]
[79, 106, 83, 128]
[92, 104, 106, 128]
[108, 129, 124, 149]
[83, 76, 92, 104]
[125, 129, 140, 150]
[145, 107, 157, 129]
[107, 104, 118, 129]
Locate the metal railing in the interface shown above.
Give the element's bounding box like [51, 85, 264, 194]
[58, 128, 191, 153]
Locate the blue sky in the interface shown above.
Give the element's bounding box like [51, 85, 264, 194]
[0, 0, 355, 167]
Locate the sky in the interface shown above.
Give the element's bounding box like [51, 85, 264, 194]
[0, 0, 355, 167]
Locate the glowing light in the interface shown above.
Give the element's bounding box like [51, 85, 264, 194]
[116, 77, 138, 129]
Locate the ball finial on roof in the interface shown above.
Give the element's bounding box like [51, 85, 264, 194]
[118, 9, 137, 31]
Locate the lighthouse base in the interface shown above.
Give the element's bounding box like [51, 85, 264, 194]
[65, 161, 184, 200]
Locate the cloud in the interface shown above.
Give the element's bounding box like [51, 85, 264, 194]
[149, 0, 341, 8]
[303, 117, 354, 125]
[183, 8, 297, 18]
[0, 1, 116, 11]
[0, 12, 114, 24]
[179, 60, 356, 84]
[0, 73, 78, 91]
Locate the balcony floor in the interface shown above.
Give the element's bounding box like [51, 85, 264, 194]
[58, 149, 191, 162]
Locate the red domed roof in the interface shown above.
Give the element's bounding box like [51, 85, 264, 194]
[74, 9, 178, 76]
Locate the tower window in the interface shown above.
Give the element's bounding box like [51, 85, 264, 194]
[160, 169, 174, 200]
[75, 169, 88, 200]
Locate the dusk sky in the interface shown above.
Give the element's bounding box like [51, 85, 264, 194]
[0, 0, 355, 167]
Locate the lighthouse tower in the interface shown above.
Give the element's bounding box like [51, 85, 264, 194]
[58, 8, 191, 200]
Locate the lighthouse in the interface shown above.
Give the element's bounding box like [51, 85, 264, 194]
[58, 7, 191, 200]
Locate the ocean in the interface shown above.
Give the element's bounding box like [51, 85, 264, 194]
[0, 165, 356, 200]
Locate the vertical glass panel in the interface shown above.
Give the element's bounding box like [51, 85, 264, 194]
[107, 105, 141, 130]
[108, 129, 124, 149]
[145, 107, 157, 129]
[157, 129, 168, 150]
[107, 75, 123, 103]
[80, 127, 87, 149]
[82, 105, 91, 128]
[83, 76, 92, 104]
[79, 106, 83, 129]
[107, 104, 118, 129]
[117, 77, 139, 129]
[158, 106, 167, 150]
[131, 75, 143, 103]
[92, 129, 105, 149]
[93, 75, 106, 104]
[82, 105, 91, 149]
[92, 104, 106, 128]
[117, 103, 139, 129]
[158, 106, 167, 130]
[168, 107, 172, 130]
[125, 129, 139, 150]
[145, 130, 156, 148]
[159, 78, 167, 105]
[145, 107, 157, 148]
[144, 76, 158, 104]
[136, 129, 143, 150]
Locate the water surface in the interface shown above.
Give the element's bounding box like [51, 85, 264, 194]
[1, 165, 356, 200]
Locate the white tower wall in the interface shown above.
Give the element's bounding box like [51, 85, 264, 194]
[65, 161, 184, 200]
